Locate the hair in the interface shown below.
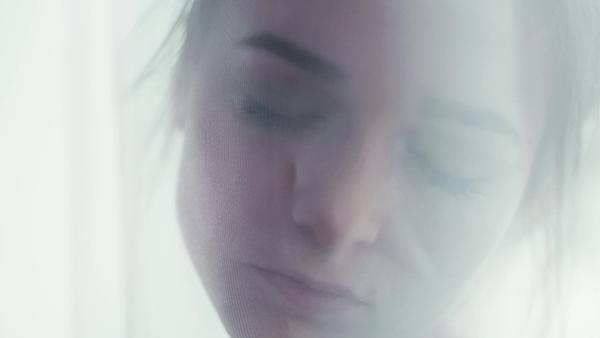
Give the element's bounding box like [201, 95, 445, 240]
[161, 0, 600, 336]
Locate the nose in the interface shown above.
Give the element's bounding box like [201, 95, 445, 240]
[291, 135, 386, 253]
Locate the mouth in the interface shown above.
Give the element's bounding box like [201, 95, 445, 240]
[252, 265, 368, 314]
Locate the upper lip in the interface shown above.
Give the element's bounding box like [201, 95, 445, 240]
[253, 265, 368, 305]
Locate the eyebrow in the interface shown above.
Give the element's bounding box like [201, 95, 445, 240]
[239, 33, 347, 83]
[421, 98, 522, 145]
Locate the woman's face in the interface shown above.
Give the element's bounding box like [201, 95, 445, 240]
[177, 1, 549, 337]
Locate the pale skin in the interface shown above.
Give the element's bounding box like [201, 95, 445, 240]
[176, 0, 551, 337]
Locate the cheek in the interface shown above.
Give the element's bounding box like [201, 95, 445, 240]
[402, 172, 527, 290]
[177, 96, 293, 255]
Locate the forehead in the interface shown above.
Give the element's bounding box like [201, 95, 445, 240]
[202, 0, 541, 132]
[227, 0, 519, 68]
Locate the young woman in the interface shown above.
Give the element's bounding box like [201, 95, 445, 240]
[167, 0, 600, 337]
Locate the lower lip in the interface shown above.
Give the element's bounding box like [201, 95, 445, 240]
[254, 266, 358, 314]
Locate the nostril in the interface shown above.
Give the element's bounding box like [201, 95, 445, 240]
[295, 222, 321, 245]
[292, 200, 336, 248]
[293, 199, 377, 251]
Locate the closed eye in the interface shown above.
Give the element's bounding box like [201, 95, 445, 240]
[405, 142, 480, 198]
[242, 96, 325, 133]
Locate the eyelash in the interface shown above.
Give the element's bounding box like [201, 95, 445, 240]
[242, 96, 324, 133]
[405, 144, 480, 198]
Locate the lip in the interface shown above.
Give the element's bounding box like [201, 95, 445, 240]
[252, 265, 367, 314]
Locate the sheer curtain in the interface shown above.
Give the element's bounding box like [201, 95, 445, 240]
[0, 0, 123, 337]
[1, 1, 599, 338]
[0, 0, 226, 337]
[0, 1, 71, 337]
